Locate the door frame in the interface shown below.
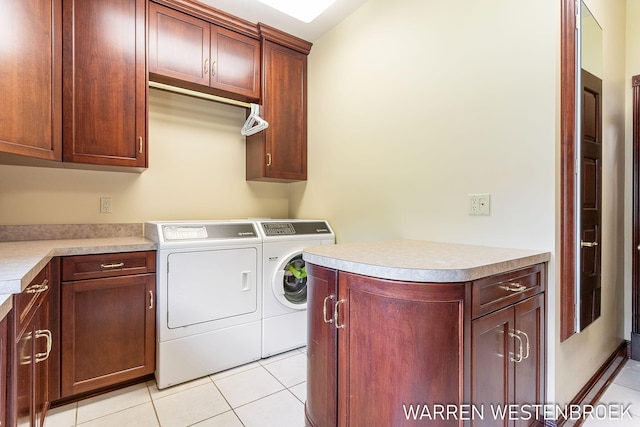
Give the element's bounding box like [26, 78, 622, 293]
[632, 75, 640, 357]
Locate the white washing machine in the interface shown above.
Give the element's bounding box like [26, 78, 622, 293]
[256, 220, 335, 358]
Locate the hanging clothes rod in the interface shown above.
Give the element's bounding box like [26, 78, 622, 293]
[149, 81, 251, 108]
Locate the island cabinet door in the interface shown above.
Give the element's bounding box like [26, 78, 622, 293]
[470, 293, 545, 427]
[337, 272, 468, 427]
[470, 305, 515, 427]
[305, 264, 338, 427]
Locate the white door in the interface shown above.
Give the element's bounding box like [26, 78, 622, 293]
[167, 248, 258, 328]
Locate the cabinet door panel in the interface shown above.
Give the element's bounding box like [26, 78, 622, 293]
[264, 41, 306, 180]
[211, 26, 260, 100]
[0, 0, 62, 160]
[339, 273, 466, 427]
[62, 0, 146, 167]
[33, 299, 51, 427]
[305, 264, 337, 427]
[148, 2, 210, 86]
[247, 40, 307, 181]
[471, 306, 514, 427]
[0, 317, 6, 427]
[61, 274, 155, 396]
[514, 295, 545, 427]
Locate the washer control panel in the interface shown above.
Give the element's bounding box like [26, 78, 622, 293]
[262, 223, 296, 236]
[261, 221, 332, 236]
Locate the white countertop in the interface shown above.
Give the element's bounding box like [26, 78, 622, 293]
[303, 239, 551, 282]
[0, 236, 157, 295]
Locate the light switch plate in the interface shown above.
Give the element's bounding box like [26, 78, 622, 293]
[469, 194, 490, 216]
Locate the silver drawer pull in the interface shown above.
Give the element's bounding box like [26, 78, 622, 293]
[499, 282, 527, 293]
[323, 295, 335, 324]
[100, 262, 125, 269]
[149, 290, 154, 310]
[25, 278, 49, 294]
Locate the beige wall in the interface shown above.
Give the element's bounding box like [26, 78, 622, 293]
[290, 0, 627, 408]
[0, 89, 290, 224]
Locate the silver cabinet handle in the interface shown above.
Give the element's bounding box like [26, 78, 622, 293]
[266, 153, 272, 167]
[25, 278, 49, 294]
[204, 58, 209, 74]
[211, 60, 217, 77]
[499, 282, 527, 293]
[581, 240, 598, 248]
[334, 299, 346, 329]
[149, 290, 154, 310]
[509, 331, 524, 363]
[517, 329, 530, 360]
[139, 136, 143, 154]
[35, 329, 52, 363]
[322, 295, 335, 323]
[100, 262, 125, 269]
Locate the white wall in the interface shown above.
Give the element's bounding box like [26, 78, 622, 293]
[291, 0, 627, 408]
[0, 89, 290, 224]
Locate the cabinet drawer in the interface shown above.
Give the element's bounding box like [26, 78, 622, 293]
[61, 251, 156, 281]
[14, 263, 50, 329]
[472, 264, 545, 319]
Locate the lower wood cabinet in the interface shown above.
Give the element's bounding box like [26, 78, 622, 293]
[60, 252, 156, 398]
[9, 261, 56, 427]
[306, 262, 546, 427]
[0, 314, 6, 427]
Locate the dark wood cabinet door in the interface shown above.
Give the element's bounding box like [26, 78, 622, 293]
[15, 312, 36, 427]
[513, 295, 545, 427]
[0, 0, 62, 161]
[471, 306, 515, 427]
[62, 0, 147, 168]
[61, 274, 155, 397]
[0, 316, 6, 427]
[148, 2, 210, 86]
[338, 272, 467, 427]
[305, 264, 338, 427]
[247, 40, 307, 181]
[8, 289, 55, 426]
[33, 297, 51, 427]
[211, 26, 260, 100]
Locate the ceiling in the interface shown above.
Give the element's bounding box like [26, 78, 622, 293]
[198, 0, 369, 42]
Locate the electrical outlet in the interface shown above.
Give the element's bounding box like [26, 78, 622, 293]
[469, 194, 490, 216]
[100, 197, 112, 214]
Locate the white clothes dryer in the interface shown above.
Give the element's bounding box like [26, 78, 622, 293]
[144, 221, 263, 389]
[256, 220, 335, 358]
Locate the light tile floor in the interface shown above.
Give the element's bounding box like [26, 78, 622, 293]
[45, 348, 307, 427]
[582, 359, 640, 426]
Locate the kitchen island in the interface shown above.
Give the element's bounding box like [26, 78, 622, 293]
[303, 240, 550, 427]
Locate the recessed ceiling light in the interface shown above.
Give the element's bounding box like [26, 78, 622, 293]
[257, 0, 337, 23]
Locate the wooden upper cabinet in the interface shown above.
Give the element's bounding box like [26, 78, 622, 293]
[246, 31, 311, 182]
[0, 0, 62, 161]
[149, 2, 260, 102]
[62, 0, 147, 168]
